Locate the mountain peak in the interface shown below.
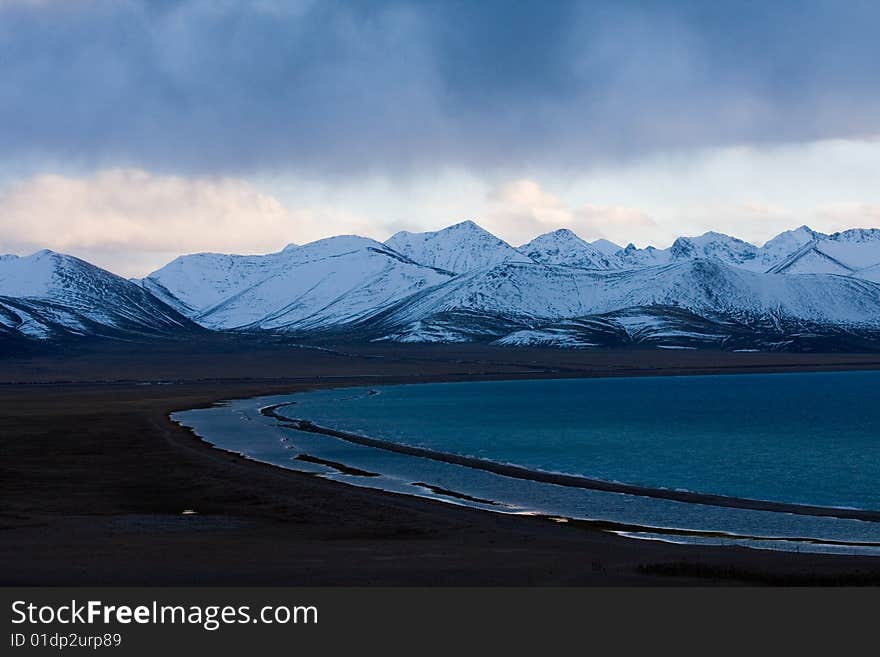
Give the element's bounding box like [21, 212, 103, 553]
[669, 237, 696, 258]
[447, 219, 483, 231]
[387, 220, 489, 243]
[519, 229, 616, 269]
[690, 231, 756, 247]
[0, 247, 197, 340]
[763, 225, 822, 245]
[300, 234, 382, 252]
[519, 228, 587, 247]
[829, 227, 880, 243]
[667, 232, 758, 267]
[590, 238, 622, 256]
[698, 230, 734, 239]
[385, 221, 530, 274]
[0, 249, 65, 298]
[6, 221, 880, 348]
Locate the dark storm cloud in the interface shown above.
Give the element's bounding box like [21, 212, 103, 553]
[2, 0, 880, 176]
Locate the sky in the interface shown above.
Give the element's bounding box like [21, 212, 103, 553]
[2, 0, 880, 276]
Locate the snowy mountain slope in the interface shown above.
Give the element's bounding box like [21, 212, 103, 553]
[617, 230, 797, 272]
[136, 222, 879, 339]
[668, 232, 760, 269]
[768, 228, 880, 275]
[365, 259, 880, 343]
[0, 250, 200, 341]
[0, 305, 38, 355]
[190, 236, 454, 331]
[493, 305, 880, 352]
[0, 298, 56, 340]
[518, 229, 620, 269]
[590, 238, 623, 257]
[372, 310, 528, 344]
[757, 226, 825, 269]
[855, 263, 880, 283]
[768, 243, 854, 275]
[385, 220, 533, 273]
[616, 243, 673, 269]
[611, 227, 840, 273]
[615, 231, 763, 270]
[495, 307, 751, 349]
[5, 220, 880, 351]
[818, 228, 880, 269]
[137, 246, 299, 316]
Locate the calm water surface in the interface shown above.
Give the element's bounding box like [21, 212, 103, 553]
[174, 371, 880, 554]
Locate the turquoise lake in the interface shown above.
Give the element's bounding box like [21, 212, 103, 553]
[174, 370, 880, 554]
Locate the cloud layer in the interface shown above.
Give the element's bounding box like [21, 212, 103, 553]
[3, 1, 880, 176]
[484, 179, 667, 247]
[2, 169, 879, 278]
[0, 169, 372, 276]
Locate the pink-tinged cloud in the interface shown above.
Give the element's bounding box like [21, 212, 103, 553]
[484, 179, 669, 246]
[0, 169, 372, 276]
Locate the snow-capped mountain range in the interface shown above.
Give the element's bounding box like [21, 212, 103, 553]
[0, 249, 198, 343]
[3, 220, 880, 351]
